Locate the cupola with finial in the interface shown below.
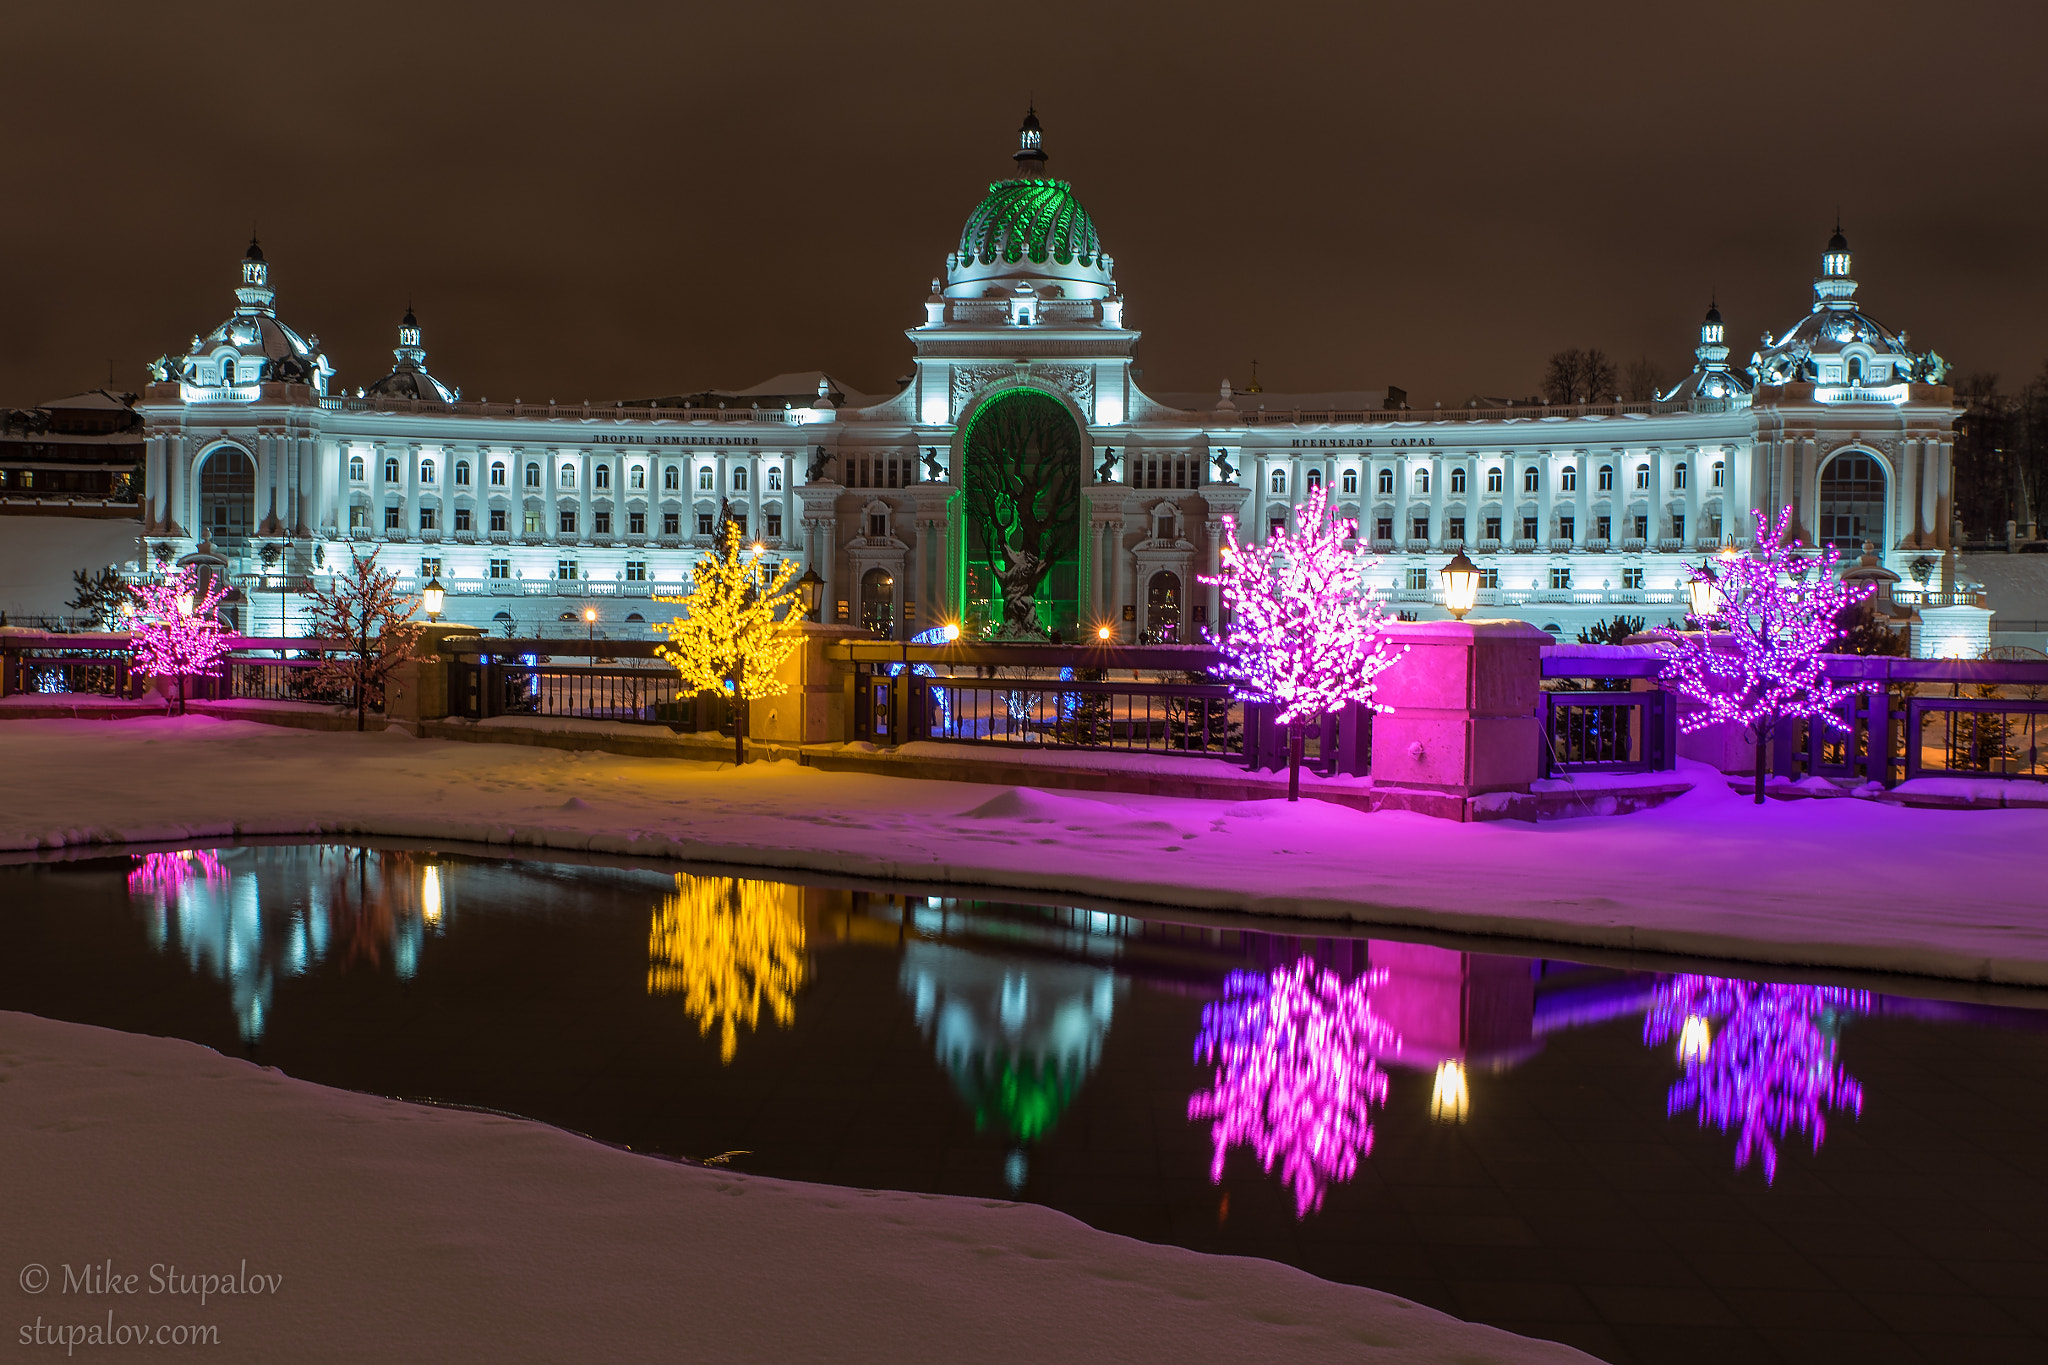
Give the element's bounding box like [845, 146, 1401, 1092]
[235, 235, 276, 316]
[1816, 219, 1858, 305]
[1013, 106, 1047, 178]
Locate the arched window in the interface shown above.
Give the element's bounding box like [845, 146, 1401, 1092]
[1415, 469, 1429, 494]
[1561, 467, 1577, 492]
[384, 457, 400, 483]
[524, 463, 540, 488]
[1341, 468, 1359, 495]
[559, 462, 576, 488]
[199, 448, 255, 540]
[698, 466, 714, 492]
[1598, 464, 1613, 491]
[221, 359, 236, 386]
[630, 465, 646, 490]
[732, 467, 749, 492]
[420, 461, 436, 485]
[1846, 357, 1863, 386]
[1146, 571, 1182, 640]
[454, 460, 470, 486]
[664, 466, 680, 492]
[1376, 468, 1394, 495]
[594, 464, 611, 490]
[348, 455, 365, 482]
[1522, 466, 1539, 493]
[860, 567, 896, 638]
[1818, 452, 1888, 551]
[1712, 460, 1725, 488]
[1674, 462, 1689, 490]
[1634, 464, 1650, 490]
[766, 467, 783, 492]
[1306, 468, 1322, 492]
[1450, 467, 1466, 494]
[490, 462, 506, 486]
[1270, 469, 1286, 495]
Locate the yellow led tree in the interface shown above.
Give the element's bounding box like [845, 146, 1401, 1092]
[654, 518, 804, 766]
[647, 873, 808, 1063]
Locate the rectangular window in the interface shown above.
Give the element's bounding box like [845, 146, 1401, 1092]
[453, 507, 472, 532]
[524, 512, 542, 535]
[420, 557, 443, 579]
[1557, 515, 1574, 542]
[418, 506, 437, 531]
[1708, 513, 1723, 541]
[662, 512, 680, 536]
[1624, 566, 1645, 590]
[1405, 567, 1429, 591]
[868, 513, 887, 538]
[625, 560, 647, 582]
[1479, 567, 1500, 589]
[1596, 515, 1611, 540]
[1411, 516, 1429, 541]
[628, 511, 646, 535]
[384, 505, 401, 531]
[349, 505, 369, 530]
[696, 513, 714, 536]
[593, 511, 612, 535]
[559, 510, 577, 535]
[1269, 518, 1286, 539]
[1448, 516, 1466, 542]
[1632, 514, 1648, 540]
[731, 514, 748, 537]
[1521, 516, 1539, 541]
[766, 514, 783, 539]
[489, 558, 510, 580]
[490, 508, 507, 533]
[557, 559, 578, 580]
[1484, 515, 1502, 541]
[1672, 514, 1686, 542]
[1374, 516, 1393, 542]
[1550, 567, 1573, 590]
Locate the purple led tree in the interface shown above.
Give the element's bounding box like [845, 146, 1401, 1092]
[127, 566, 232, 715]
[1202, 485, 1406, 800]
[1658, 507, 1875, 804]
[1644, 974, 1869, 1183]
[1187, 959, 1398, 1218]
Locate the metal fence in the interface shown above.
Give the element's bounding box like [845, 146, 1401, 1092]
[446, 640, 705, 728]
[1540, 691, 1675, 775]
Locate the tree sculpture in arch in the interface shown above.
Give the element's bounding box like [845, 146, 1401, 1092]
[962, 389, 1082, 637]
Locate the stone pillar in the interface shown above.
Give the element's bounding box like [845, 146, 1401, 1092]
[1428, 454, 1446, 549]
[384, 622, 485, 735]
[751, 623, 870, 745]
[1535, 453, 1553, 548]
[1925, 440, 1945, 547]
[1368, 619, 1551, 820]
[577, 449, 593, 547]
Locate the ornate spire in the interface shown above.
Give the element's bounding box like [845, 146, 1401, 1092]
[1816, 220, 1856, 306]
[234, 235, 275, 316]
[1012, 105, 1048, 178]
[393, 304, 426, 370]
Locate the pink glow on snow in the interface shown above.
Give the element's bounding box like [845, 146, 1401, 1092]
[1188, 959, 1399, 1218]
[125, 848, 228, 897]
[1643, 974, 1870, 1182]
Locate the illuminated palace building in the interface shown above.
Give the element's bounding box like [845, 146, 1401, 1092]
[137, 113, 1959, 639]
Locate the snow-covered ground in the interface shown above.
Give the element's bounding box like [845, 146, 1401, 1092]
[0, 1010, 1588, 1364]
[1, 716, 2046, 985]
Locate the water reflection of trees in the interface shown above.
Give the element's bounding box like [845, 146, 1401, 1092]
[647, 874, 807, 1063]
[1643, 975, 1870, 1182]
[1187, 959, 1398, 1219]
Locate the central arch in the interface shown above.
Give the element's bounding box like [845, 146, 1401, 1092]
[958, 388, 1084, 637]
[198, 446, 255, 541]
[1817, 450, 1888, 551]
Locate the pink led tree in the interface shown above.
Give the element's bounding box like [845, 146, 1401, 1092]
[1187, 959, 1398, 1218]
[303, 549, 428, 731]
[1201, 485, 1406, 800]
[1644, 974, 1869, 1183]
[1658, 507, 1874, 804]
[127, 566, 232, 715]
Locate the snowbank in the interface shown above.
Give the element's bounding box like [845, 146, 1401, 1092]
[0, 1010, 1588, 1364]
[2, 718, 2047, 985]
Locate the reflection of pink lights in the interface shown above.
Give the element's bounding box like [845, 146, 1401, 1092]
[127, 850, 228, 896]
[1644, 975, 1869, 1183]
[1188, 960, 1398, 1218]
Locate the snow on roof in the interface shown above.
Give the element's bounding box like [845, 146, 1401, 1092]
[1957, 553, 2048, 621]
[39, 390, 136, 411]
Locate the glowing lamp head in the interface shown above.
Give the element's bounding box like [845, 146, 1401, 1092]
[422, 576, 445, 619]
[583, 607, 597, 623]
[1096, 624, 1113, 642]
[1439, 550, 1481, 620]
[1685, 564, 1721, 622]
[175, 593, 194, 617]
[942, 622, 961, 642]
[795, 566, 824, 618]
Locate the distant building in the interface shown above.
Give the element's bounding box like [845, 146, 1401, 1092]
[0, 390, 145, 515]
[132, 115, 1961, 643]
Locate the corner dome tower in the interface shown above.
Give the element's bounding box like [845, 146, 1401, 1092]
[943, 109, 1116, 302]
[148, 237, 333, 395]
[365, 305, 459, 403]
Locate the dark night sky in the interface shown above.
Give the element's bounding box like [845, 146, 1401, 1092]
[6, 1, 2046, 410]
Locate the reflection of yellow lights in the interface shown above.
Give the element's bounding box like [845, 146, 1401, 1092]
[421, 865, 443, 927]
[648, 874, 806, 1063]
[1430, 1060, 1470, 1123]
[1678, 1014, 1711, 1063]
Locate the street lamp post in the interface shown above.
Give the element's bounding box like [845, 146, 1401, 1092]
[423, 576, 446, 623]
[796, 566, 824, 622]
[583, 606, 597, 655]
[1439, 549, 1481, 621]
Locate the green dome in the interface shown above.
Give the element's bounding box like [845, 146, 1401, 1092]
[958, 179, 1102, 269]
